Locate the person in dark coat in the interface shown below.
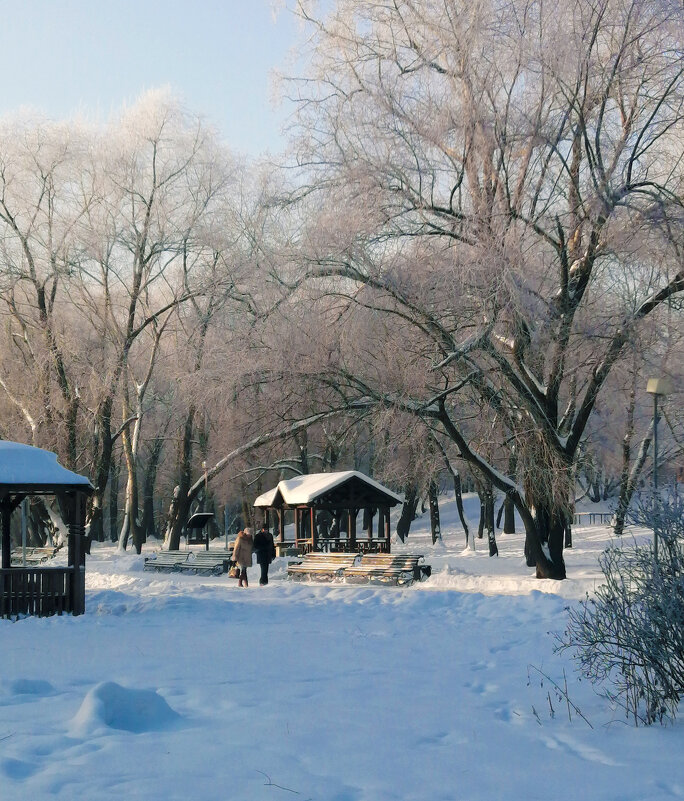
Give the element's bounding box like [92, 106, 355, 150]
[253, 524, 276, 586]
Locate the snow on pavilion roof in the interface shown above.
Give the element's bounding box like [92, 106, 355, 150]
[0, 441, 93, 492]
[253, 470, 403, 508]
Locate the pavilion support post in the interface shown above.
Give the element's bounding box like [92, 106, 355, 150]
[65, 491, 87, 616]
[310, 507, 317, 552]
[384, 507, 391, 553]
[295, 508, 301, 547]
[1, 498, 11, 570]
[376, 508, 383, 552]
[278, 510, 284, 544]
[349, 509, 357, 551]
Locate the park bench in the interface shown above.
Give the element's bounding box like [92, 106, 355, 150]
[185, 550, 233, 574]
[143, 550, 232, 576]
[343, 553, 431, 586]
[10, 545, 62, 566]
[287, 552, 360, 582]
[143, 552, 189, 573]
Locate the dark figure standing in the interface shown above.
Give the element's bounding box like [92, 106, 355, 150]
[253, 524, 276, 585]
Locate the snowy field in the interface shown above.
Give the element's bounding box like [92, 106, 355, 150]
[2, 496, 683, 801]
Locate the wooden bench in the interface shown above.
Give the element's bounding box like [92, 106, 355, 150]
[287, 552, 360, 582]
[343, 554, 431, 586]
[143, 551, 232, 576]
[10, 545, 62, 566]
[143, 552, 189, 573]
[185, 550, 233, 575]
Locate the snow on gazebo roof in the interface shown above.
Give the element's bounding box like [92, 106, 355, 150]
[253, 470, 403, 508]
[0, 441, 93, 493]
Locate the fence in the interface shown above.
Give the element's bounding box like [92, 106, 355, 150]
[0, 566, 85, 618]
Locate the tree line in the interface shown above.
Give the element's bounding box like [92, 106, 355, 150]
[0, 0, 682, 579]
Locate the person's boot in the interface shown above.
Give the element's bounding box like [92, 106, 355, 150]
[238, 578, 243, 587]
[243, 577, 248, 588]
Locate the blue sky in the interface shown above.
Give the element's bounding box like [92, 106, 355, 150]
[0, 0, 302, 156]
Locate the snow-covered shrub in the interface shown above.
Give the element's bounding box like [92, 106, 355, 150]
[558, 490, 684, 725]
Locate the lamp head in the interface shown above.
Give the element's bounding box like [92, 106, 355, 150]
[646, 378, 673, 396]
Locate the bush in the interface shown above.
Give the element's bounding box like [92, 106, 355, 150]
[557, 490, 684, 725]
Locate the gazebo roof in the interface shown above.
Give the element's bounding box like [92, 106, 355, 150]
[254, 470, 403, 509]
[0, 441, 93, 495]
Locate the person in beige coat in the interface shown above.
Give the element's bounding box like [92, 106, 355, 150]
[232, 527, 254, 587]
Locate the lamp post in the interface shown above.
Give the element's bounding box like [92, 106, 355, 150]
[646, 377, 672, 559]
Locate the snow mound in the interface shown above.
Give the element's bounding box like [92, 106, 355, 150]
[70, 682, 181, 736]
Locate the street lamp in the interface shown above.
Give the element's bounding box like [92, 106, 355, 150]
[646, 377, 673, 559]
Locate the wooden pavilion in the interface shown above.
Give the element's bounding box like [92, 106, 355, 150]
[253, 471, 403, 555]
[0, 442, 93, 618]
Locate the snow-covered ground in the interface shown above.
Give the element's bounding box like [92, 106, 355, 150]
[1, 495, 682, 801]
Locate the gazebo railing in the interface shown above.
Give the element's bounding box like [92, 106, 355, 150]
[0, 566, 84, 618]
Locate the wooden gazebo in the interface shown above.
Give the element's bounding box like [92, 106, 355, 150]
[0, 442, 93, 618]
[254, 471, 402, 555]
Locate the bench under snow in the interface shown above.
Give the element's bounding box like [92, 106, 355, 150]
[143, 550, 232, 576]
[287, 552, 431, 585]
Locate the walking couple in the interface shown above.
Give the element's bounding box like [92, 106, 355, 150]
[232, 524, 276, 587]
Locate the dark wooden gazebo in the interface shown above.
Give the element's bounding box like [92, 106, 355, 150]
[0, 442, 93, 618]
[254, 471, 402, 555]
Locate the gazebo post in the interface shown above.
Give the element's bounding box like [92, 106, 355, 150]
[278, 509, 284, 544]
[65, 491, 87, 616]
[376, 508, 383, 551]
[349, 508, 357, 551]
[384, 506, 391, 553]
[1, 497, 11, 570]
[310, 507, 317, 552]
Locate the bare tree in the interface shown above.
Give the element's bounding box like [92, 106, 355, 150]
[286, 0, 684, 578]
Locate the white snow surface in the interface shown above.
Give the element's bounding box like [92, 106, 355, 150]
[1, 494, 682, 801]
[253, 470, 403, 507]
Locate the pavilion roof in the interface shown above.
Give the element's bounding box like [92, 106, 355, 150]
[253, 470, 402, 508]
[0, 441, 93, 495]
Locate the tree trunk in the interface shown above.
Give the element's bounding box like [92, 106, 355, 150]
[523, 500, 567, 579]
[503, 496, 516, 534]
[483, 482, 498, 556]
[119, 429, 141, 553]
[428, 480, 441, 544]
[164, 408, 196, 551]
[501, 452, 518, 534]
[108, 454, 120, 542]
[396, 483, 419, 543]
[452, 473, 470, 545]
[141, 435, 164, 542]
[88, 394, 116, 543]
[614, 420, 654, 537]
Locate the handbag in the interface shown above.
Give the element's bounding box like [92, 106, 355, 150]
[228, 563, 240, 578]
